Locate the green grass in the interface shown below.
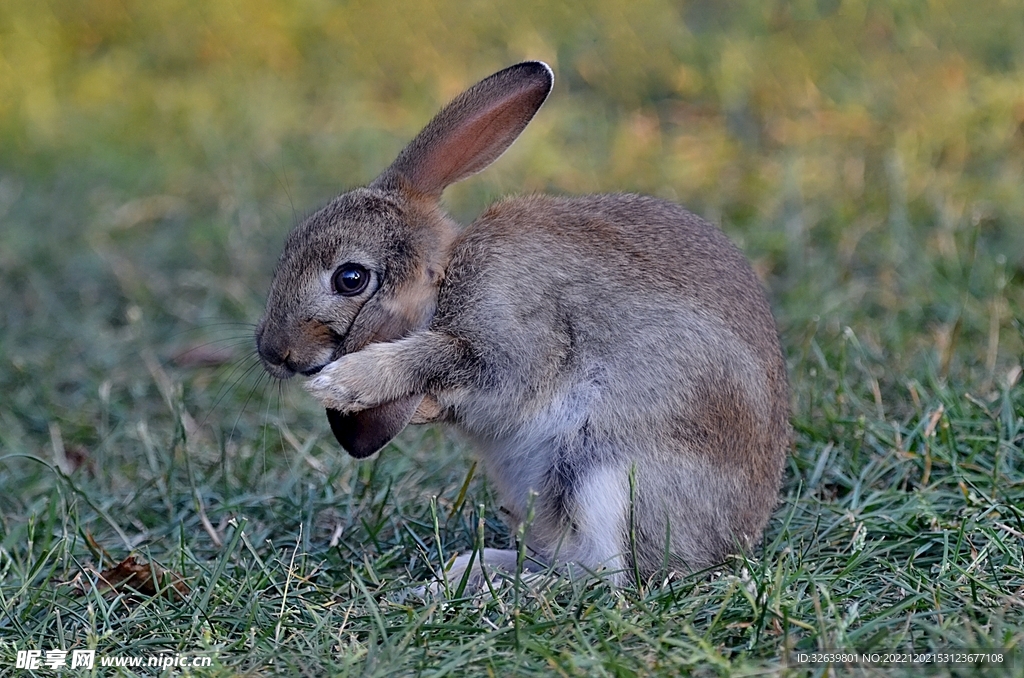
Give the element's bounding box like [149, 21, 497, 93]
[2, 303, 1021, 676]
[2, 0, 1024, 675]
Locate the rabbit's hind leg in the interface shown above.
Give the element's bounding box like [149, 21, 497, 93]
[539, 460, 632, 586]
[431, 461, 633, 593]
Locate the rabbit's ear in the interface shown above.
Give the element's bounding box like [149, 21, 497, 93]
[327, 395, 424, 459]
[374, 62, 553, 197]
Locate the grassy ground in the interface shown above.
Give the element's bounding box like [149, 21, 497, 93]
[2, 1, 1024, 676]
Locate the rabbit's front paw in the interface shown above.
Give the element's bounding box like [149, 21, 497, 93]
[304, 352, 382, 414]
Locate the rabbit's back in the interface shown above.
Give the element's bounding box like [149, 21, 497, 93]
[443, 194, 779, 356]
[431, 193, 789, 571]
[434, 193, 786, 425]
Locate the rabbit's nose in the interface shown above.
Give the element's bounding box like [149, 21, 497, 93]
[256, 332, 285, 365]
[263, 346, 289, 367]
[256, 331, 297, 377]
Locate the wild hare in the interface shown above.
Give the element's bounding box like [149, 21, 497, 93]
[256, 62, 790, 587]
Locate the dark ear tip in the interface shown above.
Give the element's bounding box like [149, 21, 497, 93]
[325, 396, 423, 460]
[517, 60, 554, 80]
[327, 408, 382, 459]
[505, 61, 554, 94]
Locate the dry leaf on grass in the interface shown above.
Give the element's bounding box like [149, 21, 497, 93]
[73, 556, 190, 602]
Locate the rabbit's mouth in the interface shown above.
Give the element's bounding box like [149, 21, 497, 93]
[255, 342, 334, 380]
[280, 330, 346, 378]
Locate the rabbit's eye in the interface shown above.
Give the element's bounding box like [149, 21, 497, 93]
[332, 264, 370, 296]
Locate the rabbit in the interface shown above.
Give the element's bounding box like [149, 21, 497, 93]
[255, 61, 790, 587]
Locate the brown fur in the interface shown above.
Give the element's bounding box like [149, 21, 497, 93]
[257, 62, 790, 585]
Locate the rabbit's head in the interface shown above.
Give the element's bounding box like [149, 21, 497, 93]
[256, 61, 553, 456]
[255, 188, 453, 380]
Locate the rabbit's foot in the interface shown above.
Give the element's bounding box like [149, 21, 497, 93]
[304, 345, 398, 413]
[432, 549, 546, 595]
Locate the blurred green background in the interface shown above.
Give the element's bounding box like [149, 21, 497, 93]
[2, 0, 1023, 670]
[3, 0, 1022, 392]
